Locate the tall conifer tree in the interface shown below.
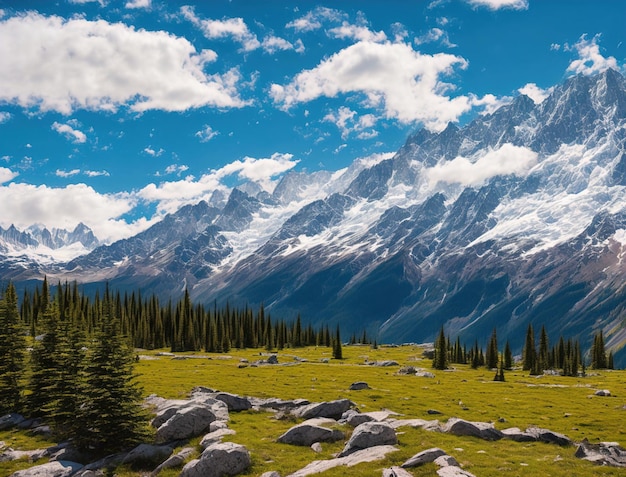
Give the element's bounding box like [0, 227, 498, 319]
[0, 283, 26, 415]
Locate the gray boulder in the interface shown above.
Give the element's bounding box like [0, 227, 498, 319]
[525, 427, 572, 446]
[199, 428, 237, 449]
[443, 418, 503, 441]
[434, 455, 460, 467]
[277, 419, 344, 447]
[9, 461, 83, 477]
[211, 392, 252, 411]
[349, 382, 370, 390]
[180, 442, 251, 477]
[0, 413, 25, 431]
[250, 397, 310, 411]
[501, 427, 537, 442]
[436, 466, 476, 477]
[288, 445, 398, 477]
[575, 439, 626, 467]
[338, 421, 397, 457]
[150, 446, 195, 475]
[293, 399, 353, 420]
[260, 473, 281, 477]
[595, 389, 611, 397]
[121, 444, 172, 469]
[402, 447, 447, 467]
[155, 403, 219, 443]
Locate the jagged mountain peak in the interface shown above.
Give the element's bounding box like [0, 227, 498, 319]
[5, 69, 626, 365]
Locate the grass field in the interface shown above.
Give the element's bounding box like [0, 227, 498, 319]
[2, 344, 625, 476]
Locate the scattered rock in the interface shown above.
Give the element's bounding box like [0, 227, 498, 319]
[260, 472, 281, 477]
[154, 403, 220, 443]
[311, 443, 323, 453]
[293, 399, 353, 420]
[368, 360, 399, 367]
[199, 428, 237, 449]
[436, 466, 476, 476]
[396, 366, 417, 375]
[402, 447, 447, 467]
[501, 427, 537, 442]
[388, 418, 441, 432]
[287, 445, 398, 477]
[349, 382, 370, 391]
[250, 397, 310, 411]
[415, 371, 436, 378]
[0, 413, 26, 431]
[338, 421, 397, 457]
[267, 355, 279, 364]
[121, 444, 173, 470]
[210, 392, 252, 412]
[150, 447, 195, 475]
[595, 389, 611, 397]
[525, 427, 572, 446]
[434, 454, 460, 467]
[180, 442, 251, 477]
[427, 409, 443, 415]
[0, 448, 49, 463]
[9, 461, 83, 477]
[443, 418, 503, 441]
[575, 439, 626, 467]
[277, 419, 344, 447]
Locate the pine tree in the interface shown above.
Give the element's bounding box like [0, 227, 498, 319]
[0, 283, 27, 415]
[485, 328, 498, 369]
[27, 301, 62, 418]
[503, 340, 513, 370]
[537, 325, 550, 371]
[332, 326, 343, 359]
[433, 326, 448, 370]
[74, 298, 149, 456]
[591, 331, 607, 369]
[522, 323, 536, 372]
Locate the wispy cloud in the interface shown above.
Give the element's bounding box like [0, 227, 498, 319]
[52, 121, 87, 143]
[465, 0, 528, 10]
[195, 125, 219, 143]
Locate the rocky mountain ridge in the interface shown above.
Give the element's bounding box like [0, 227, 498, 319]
[3, 69, 626, 364]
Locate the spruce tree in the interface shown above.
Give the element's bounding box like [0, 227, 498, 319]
[332, 326, 343, 359]
[0, 283, 26, 415]
[485, 328, 498, 369]
[503, 340, 513, 370]
[522, 323, 536, 372]
[591, 331, 607, 369]
[75, 298, 149, 456]
[433, 327, 448, 370]
[27, 301, 62, 418]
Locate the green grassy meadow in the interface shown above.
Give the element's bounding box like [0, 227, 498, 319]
[3, 344, 626, 476]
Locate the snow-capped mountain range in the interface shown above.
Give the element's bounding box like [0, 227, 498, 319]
[3, 69, 626, 363]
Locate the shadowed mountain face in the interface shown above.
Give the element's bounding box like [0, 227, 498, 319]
[4, 69, 626, 364]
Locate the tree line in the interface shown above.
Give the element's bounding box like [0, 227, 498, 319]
[0, 279, 345, 457]
[432, 323, 614, 377]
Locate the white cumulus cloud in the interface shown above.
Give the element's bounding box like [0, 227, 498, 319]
[566, 34, 618, 76]
[0, 111, 11, 123]
[323, 106, 378, 140]
[0, 167, 18, 184]
[286, 7, 345, 32]
[328, 22, 387, 43]
[125, 0, 151, 9]
[466, 0, 528, 10]
[426, 144, 538, 187]
[0, 183, 139, 242]
[270, 41, 471, 131]
[0, 12, 248, 114]
[181, 6, 260, 52]
[518, 83, 553, 104]
[52, 121, 87, 143]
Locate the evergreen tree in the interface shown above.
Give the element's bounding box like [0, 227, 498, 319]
[485, 328, 498, 369]
[522, 323, 536, 372]
[503, 340, 513, 370]
[332, 326, 343, 359]
[591, 331, 607, 369]
[433, 326, 448, 370]
[75, 299, 149, 456]
[537, 325, 550, 371]
[27, 301, 62, 418]
[0, 283, 26, 414]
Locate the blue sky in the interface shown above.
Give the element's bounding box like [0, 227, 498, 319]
[0, 0, 623, 242]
